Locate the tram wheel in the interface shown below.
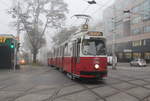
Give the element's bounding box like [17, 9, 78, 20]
[59, 68, 64, 73]
[67, 73, 75, 80]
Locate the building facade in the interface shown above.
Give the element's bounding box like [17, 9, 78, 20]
[103, 0, 150, 62]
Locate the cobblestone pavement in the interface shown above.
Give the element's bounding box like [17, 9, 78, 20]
[0, 65, 150, 101]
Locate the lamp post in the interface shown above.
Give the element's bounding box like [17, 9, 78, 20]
[112, 5, 117, 70]
[86, 0, 118, 69]
[13, 0, 20, 72]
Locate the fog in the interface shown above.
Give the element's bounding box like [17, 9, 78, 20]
[0, 0, 114, 35]
[0, 0, 114, 64]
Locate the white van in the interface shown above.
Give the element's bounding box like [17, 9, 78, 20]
[107, 56, 113, 65]
[107, 56, 117, 65]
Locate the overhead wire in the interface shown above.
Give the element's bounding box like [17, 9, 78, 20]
[69, 3, 91, 27]
[69, 0, 111, 27]
[91, 0, 112, 15]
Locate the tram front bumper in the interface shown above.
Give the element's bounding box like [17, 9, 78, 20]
[79, 71, 107, 78]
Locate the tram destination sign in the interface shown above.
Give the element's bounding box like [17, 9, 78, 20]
[87, 31, 103, 36]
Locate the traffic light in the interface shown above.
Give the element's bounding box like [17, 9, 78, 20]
[10, 43, 15, 49]
[17, 43, 20, 51]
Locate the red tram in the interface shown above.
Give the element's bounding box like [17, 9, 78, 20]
[48, 30, 107, 80]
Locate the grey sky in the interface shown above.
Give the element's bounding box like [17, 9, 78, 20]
[65, 0, 114, 26]
[0, 0, 114, 36]
[0, 0, 15, 35]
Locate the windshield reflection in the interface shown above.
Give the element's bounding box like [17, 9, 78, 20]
[82, 39, 106, 55]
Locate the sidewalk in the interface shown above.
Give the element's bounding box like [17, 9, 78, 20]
[108, 62, 150, 71]
[117, 62, 130, 67]
[117, 62, 150, 67]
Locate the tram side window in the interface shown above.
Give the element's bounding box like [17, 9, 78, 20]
[60, 47, 62, 57]
[54, 49, 56, 58]
[56, 48, 58, 57]
[59, 47, 61, 57]
[55, 49, 57, 58]
[56, 49, 58, 57]
[64, 44, 68, 56]
[77, 43, 80, 57]
[62, 46, 65, 57]
[68, 44, 72, 56]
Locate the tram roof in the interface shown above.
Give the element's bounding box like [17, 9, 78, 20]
[0, 34, 15, 38]
[58, 30, 105, 46]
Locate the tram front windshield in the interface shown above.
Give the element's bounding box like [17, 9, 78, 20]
[82, 38, 106, 56]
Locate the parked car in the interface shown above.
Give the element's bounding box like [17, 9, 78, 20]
[130, 59, 147, 67]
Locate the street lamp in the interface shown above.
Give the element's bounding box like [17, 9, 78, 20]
[12, 0, 20, 72]
[123, 10, 130, 13]
[123, 10, 149, 16]
[86, 0, 117, 70]
[87, 0, 96, 4]
[111, 5, 117, 70]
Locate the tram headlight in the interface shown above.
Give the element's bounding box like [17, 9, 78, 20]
[94, 64, 100, 69]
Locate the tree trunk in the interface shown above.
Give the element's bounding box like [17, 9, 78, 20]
[33, 52, 37, 63]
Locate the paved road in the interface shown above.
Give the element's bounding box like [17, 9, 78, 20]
[0, 65, 150, 101]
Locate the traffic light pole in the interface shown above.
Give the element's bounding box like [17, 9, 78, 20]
[13, 45, 16, 72]
[14, 1, 20, 72]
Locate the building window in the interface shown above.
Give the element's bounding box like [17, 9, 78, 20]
[131, 16, 141, 24]
[116, 20, 122, 26]
[144, 52, 150, 59]
[144, 26, 150, 33]
[131, 0, 150, 21]
[143, 40, 146, 46]
[124, 53, 132, 59]
[133, 52, 141, 59]
[143, 0, 150, 20]
[132, 5, 141, 13]
[118, 53, 123, 59]
[132, 40, 142, 47]
[131, 28, 141, 35]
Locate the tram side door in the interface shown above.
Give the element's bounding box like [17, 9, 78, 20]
[72, 41, 77, 74]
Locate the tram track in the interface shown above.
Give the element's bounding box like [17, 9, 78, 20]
[109, 75, 150, 101]
[142, 95, 150, 101]
[53, 73, 150, 101]
[9, 66, 75, 101]
[53, 78, 139, 101]
[51, 79, 117, 101]
[78, 82, 107, 101]
[42, 74, 149, 101]
[43, 68, 150, 101]
[110, 73, 150, 89]
[7, 67, 57, 101]
[1, 66, 150, 101]
[41, 83, 77, 101]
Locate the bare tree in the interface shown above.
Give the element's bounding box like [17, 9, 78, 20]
[52, 27, 78, 45]
[9, 0, 68, 63]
